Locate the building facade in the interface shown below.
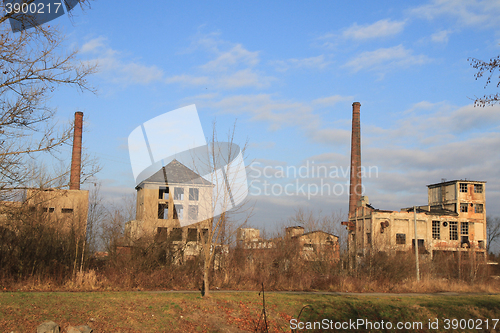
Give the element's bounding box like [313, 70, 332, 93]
[343, 180, 487, 259]
[125, 160, 213, 251]
[237, 226, 340, 261]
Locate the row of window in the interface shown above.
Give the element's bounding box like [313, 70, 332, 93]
[159, 187, 199, 201]
[158, 203, 198, 220]
[460, 203, 483, 213]
[459, 183, 483, 193]
[396, 221, 470, 244]
[433, 221, 468, 240]
[156, 227, 208, 242]
[29, 206, 73, 214]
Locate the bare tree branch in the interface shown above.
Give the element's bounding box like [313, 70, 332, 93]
[469, 55, 500, 107]
[0, 12, 97, 198]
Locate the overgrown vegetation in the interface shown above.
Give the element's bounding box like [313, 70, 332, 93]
[1, 228, 499, 294]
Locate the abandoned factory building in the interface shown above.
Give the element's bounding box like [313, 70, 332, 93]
[125, 159, 214, 254]
[0, 112, 89, 240]
[345, 180, 487, 259]
[342, 102, 487, 260]
[237, 226, 340, 262]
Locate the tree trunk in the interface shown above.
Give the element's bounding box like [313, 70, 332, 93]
[201, 256, 210, 297]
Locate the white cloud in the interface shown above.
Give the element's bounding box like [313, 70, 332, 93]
[431, 30, 452, 44]
[249, 141, 276, 150]
[165, 74, 209, 86]
[344, 45, 430, 72]
[168, 34, 273, 90]
[209, 94, 317, 131]
[82, 37, 164, 86]
[411, 0, 500, 27]
[197, 93, 353, 147]
[272, 55, 330, 72]
[217, 69, 274, 89]
[313, 95, 354, 106]
[80, 37, 107, 53]
[201, 44, 260, 72]
[343, 19, 406, 40]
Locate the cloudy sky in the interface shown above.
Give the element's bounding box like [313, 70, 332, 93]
[45, 0, 500, 231]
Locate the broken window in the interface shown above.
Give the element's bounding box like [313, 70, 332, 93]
[159, 186, 169, 199]
[459, 183, 468, 193]
[156, 227, 168, 242]
[474, 184, 483, 193]
[171, 228, 182, 241]
[432, 221, 440, 239]
[42, 207, 54, 213]
[396, 233, 406, 245]
[173, 204, 183, 220]
[303, 244, 314, 251]
[460, 203, 468, 213]
[461, 222, 469, 235]
[366, 233, 371, 245]
[475, 204, 484, 214]
[187, 228, 197, 242]
[158, 203, 168, 219]
[174, 188, 184, 200]
[189, 188, 199, 201]
[478, 240, 485, 249]
[201, 228, 209, 243]
[61, 208, 73, 214]
[412, 239, 425, 254]
[449, 221, 458, 240]
[188, 205, 198, 220]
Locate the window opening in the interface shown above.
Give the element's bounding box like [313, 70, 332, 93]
[449, 221, 458, 240]
[432, 221, 440, 239]
[396, 233, 406, 245]
[189, 188, 199, 201]
[174, 187, 184, 200]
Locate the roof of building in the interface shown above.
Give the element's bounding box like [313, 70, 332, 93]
[139, 159, 213, 186]
[295, 230, 339, 239]
[400, 206, 459, 216]
[427, 179, 486, 188]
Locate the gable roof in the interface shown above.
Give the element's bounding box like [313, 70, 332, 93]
[139, 159, 212, 186]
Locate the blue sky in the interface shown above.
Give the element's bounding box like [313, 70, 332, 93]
[45, 0, 500, 231]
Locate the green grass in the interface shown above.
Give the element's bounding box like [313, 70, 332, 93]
[0, 292, 499, 332]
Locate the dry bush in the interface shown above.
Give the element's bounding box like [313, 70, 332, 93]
[0, 205, 84, 284]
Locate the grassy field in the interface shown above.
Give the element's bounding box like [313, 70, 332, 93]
[0, 291, 499, 332]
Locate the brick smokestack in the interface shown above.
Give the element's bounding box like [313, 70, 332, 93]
[348, 102, 362, 218]
[70, 111, 83, 190]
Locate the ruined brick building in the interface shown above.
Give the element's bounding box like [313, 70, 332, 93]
[125, 159, 214, 258]
[237, 226, 340, 262]
[342, 103, 487, 260]
[0, 112, 89, 239]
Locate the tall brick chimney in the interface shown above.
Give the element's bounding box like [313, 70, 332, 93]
[69, 111, 83, 190]
[348, 102, 362, 218]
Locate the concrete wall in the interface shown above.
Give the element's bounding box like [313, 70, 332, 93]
[129, 182, 213, 240]
[25, 188, 89, 237]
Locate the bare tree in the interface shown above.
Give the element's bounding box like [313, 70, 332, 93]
[487, 216, 500, 254]
[192, 123, 250, 297]
[0, 4, 97, 200]
[86, 182, 107, 255]
[100, 193, 136, 254]
[286, 207, 347, 251]
[469, 55, 500, 107]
